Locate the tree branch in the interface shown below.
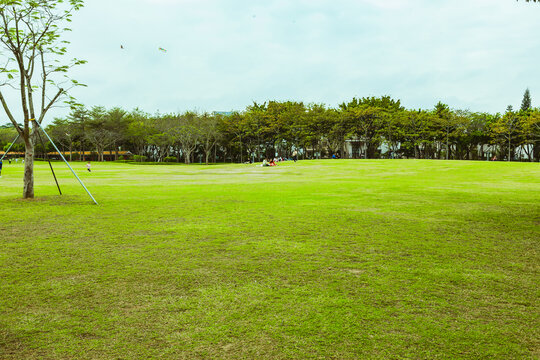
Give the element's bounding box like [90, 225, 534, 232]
[0, 88, 23, 134]
[37, 87, 63, 124]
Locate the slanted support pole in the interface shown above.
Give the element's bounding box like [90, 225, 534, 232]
[31, 119, 98, 205]
[36, 130, 62, 196]
[0, 134, 20, 162]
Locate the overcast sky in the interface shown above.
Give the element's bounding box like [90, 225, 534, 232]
[2, 0, 540, 125]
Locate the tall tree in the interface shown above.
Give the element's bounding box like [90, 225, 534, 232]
[85, 106, 116, 162]
[521, 88, 532, 111]
[0, 0, 85, 198]
[433, 102, 456, 160]
[198, 113, 220, 165]
[125, 109, 152, 157]
[67, 106, 90, 161]
[170, 112, 200, 164]
[324, 108, 348, 157]
[491, 106, 522, 161]
[465, 112, 492, 160]
[520, 109, 540, 161]
[340, 96, 401, 159]
[244, 102, 272, 161]
[106, 107, 129, 160]
[220, 111, 246, 163]
[47, 118, 76, 160]
[147, 115, 174, 162]
[305, 104, 330, 159]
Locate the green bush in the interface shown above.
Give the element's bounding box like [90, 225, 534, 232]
[164, 156, 177, 163]
[133, 155, 147, 162]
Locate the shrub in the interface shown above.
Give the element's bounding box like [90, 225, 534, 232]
[164, 156, 177, 163]
[133, 155, 147, 162]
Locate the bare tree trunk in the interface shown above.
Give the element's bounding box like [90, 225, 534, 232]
[508, 137, 511, 161]
[23, 138, 34, 199]
[446, 132, 449, 160]
[525, 145, 533, 162]
[257, 136, 261, 161]
[239, 136, 243, 163]
[204, 141, 213, 165]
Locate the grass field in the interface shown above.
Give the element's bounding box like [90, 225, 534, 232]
[0, 159, 539, 359]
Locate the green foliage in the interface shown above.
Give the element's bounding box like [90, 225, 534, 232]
[490, 108, 523, 160]
[521, 88, 532, 111]
[133, 154, 147, 162]
[0, 125, 17, 147]
[42, 96, 540, 166]
[0, 0, 86, 100]
[0, 0, 85, 198]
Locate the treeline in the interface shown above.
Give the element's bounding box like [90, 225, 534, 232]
[1, 95, 540, 163]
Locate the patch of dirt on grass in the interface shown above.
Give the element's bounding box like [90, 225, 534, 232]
[10, 195, 87, 206]
[77, 332, 102, 340]
[0, 327, 48, 360]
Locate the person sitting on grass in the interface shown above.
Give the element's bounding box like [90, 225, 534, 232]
[269, 159, 276, 166]
[262, 159, 269, 167]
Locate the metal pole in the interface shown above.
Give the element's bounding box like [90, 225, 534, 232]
[0, 133, 20, 161]
[32, 120, 98, 205]
[36, 130, 62, 195]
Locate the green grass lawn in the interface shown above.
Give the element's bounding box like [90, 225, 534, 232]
[1, 159, 539, 359]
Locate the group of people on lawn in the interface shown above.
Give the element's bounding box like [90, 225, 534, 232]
[262, 151, 297, 167]
[262, 158, 278, 167]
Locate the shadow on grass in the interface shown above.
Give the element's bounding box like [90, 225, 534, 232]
[9, 195, 90, 206]
[0, 327, 45, 360]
